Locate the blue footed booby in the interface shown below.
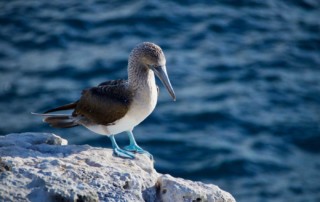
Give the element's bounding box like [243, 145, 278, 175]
[33, 42, 176, 159]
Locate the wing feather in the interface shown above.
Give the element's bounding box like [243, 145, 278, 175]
[74, 79, 133, 125]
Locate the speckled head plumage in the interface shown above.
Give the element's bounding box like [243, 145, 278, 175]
[128, 42, 166, 70]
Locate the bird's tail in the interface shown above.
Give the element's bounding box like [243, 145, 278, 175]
[32, 113, 79, 128]
[32, 101, 79, 128]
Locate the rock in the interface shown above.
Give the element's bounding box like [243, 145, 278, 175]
[0, 133, 235, 202]
[157, 175, 235, 202]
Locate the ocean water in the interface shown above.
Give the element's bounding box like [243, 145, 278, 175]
[1, 0, 320, 201]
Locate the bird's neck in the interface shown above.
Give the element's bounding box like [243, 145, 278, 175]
[127, 63, 158, 122]
[128, 64, 156, 93]
[128, 63, 158, 115]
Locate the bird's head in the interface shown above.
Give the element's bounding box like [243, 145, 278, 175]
[129, 42, 176, 101]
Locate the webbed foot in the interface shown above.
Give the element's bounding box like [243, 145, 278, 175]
[124, 144, 153, 160]
[125, 130, 153, 160]
[109, 135, 135, 159]
[124, 144, 144, 153]
[113, 147, 135, 159]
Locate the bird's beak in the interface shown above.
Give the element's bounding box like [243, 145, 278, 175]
[151, 65, 176, 101]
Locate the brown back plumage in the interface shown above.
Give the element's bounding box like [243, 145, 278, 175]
[41, 80, 133, 127]
[73, 79, 133, 125]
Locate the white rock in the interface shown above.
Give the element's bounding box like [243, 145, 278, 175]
[0, 132, 235, 202]
[157, 175, 235, 202]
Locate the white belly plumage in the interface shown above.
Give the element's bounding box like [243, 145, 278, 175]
[85, 114, 139, 136]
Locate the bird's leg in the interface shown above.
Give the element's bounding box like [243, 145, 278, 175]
[109, 135, 135, 159]
[124, 130, 144, 152]
[124, 131, 153, 159]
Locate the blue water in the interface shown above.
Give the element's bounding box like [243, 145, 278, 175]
[1, 0, 320, 201]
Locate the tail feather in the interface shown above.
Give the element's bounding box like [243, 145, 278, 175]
[32, 113, 79, 128]
[44, 102, 78, 114]
[32, 101, 79, 128]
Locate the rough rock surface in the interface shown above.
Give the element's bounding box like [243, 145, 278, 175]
[0, 133, 235, 202]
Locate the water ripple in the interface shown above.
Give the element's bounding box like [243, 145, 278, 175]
[1, 0, 320, 201]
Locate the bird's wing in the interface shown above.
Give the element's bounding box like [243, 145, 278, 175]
[98, 79, 125, 87]
[73, 79, 133, 125]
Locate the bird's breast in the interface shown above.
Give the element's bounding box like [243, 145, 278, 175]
[127, 82, 158, 125]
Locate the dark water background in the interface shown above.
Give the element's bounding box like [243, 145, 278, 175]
[1, 0, 320, 201]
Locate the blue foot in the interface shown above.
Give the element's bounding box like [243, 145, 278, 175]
[113, 147, 135, 159]
[109, 135, 135, 159]
[124, 144, 153, 160]
[124, 144, 145, 153]
[125, 130, 153, 160]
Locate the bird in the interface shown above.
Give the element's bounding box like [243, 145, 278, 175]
[33, 42, 176, 159]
